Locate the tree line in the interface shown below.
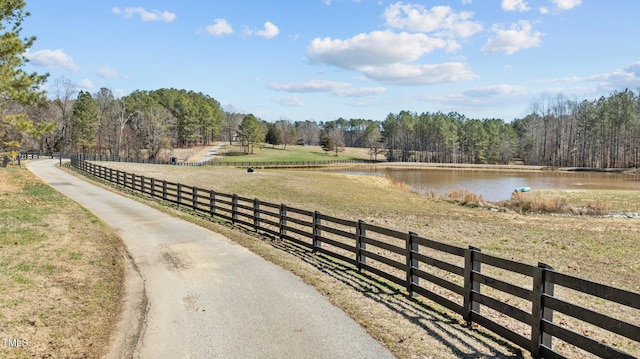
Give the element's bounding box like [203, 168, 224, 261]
[4, 78, 639, 168]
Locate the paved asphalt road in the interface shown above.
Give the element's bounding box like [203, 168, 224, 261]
[27, 160, 395, 359]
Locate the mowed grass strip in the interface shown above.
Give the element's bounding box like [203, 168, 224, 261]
[0, 166, 124, 358]
[214, 143, 374, 163]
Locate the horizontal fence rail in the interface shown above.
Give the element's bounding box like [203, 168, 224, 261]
[69, 157, 640, 359]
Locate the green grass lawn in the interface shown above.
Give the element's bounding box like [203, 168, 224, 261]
[215, 143, 375, 163]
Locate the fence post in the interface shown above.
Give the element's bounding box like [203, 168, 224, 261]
[177, 184, 182, 207]
[355, 220, 366, 270]
[463, 246, 481, 327]
[162, 180, 167, 201]
[279, 204, 287, 240]
[312, 211, 322, 252]
[209, 190, 216, 217]
[140, 176, 145, 194]
[531, 262, 555, 358]
[253, 198, 260, 231]
[192, 187, 198, 210]
[232, 194, 238, 224]
[150, 178, 155, 197]
[406, 231, 419, 295]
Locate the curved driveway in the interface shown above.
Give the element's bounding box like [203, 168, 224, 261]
[28, 160, 394, 359]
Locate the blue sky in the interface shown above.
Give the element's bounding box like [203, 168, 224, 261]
[21, 0, 640, 123]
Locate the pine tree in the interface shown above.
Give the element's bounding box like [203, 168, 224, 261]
[237, 114, 262, 153]
[264, 123, 281, 148]
[71, 91, 99, 154]
[0, 0, 48, 161]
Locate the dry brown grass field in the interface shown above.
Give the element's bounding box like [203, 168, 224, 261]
[95, 156, 640, 359]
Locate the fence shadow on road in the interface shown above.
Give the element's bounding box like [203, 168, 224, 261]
[262, 235, 525, 359]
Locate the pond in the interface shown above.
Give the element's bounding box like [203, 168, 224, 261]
[322, 167, 640, 202]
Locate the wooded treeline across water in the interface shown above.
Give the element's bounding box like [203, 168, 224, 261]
[6, 80, 640, 168]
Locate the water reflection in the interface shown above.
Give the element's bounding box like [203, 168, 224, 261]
[317, 167, 640, 202]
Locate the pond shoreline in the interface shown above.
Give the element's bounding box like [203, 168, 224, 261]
[358, 162, 639, 174]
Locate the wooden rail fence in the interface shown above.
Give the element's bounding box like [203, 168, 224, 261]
[70, 157, 640, 359]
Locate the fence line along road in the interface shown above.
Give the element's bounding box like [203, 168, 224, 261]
[70, 157, 640, 359]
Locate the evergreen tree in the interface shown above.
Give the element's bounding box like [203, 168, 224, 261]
[237, 114, 262, 153]
[319, 135, 334, 155]
[264, 122, 281, 148]
[0, 0, 48, 160]
[71, 91, 99, 153]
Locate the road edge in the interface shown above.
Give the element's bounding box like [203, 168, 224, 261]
[103, 245, 148, 359]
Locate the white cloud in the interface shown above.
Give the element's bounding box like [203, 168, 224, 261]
[268, 80, 350, 92]
[335, 87, 387, 97]
[244, 21, 280, 39]
[361, 62, 477, 85]
[307, 30, 448, 70]
[481, 20, 543, 54]
[383, 3, 482, 38]
[256, 22, 280, 39]
[539, 7, 550, 14]
[464, 84, 525, 97]
[533, 63, 640, 98]
[307, 29, 477, 85]
[97, 66, 125, 79]
[273, 96, 304, 107]
[597, 70, 640, 91]
[112, 7, 176, 22]
[579, 62, 640, 91]
[550, 0, 582, 10]
[204, 18, 233, 36]
[24, 49, 80, 72]
[502, 0, 530, 12]
[76, 78, 94, 91]
[268, 80, 386, 97]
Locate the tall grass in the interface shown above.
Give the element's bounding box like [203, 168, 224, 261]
[501, 191, 611, 215]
